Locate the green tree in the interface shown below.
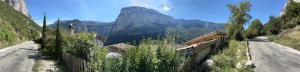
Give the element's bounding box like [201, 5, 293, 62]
[225, 1, 252, 40]
[264, 16, 282, 35]
[244, 19, 264, 39]
[282, 0, 300, 28]
[41, 13, 48, 49]
[55, 19, 62, 58]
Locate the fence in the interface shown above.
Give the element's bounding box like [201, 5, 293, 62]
[62, 53, 98, 72]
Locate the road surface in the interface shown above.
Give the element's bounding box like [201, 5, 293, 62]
[0, 41, 38, 72]
[249, 36, 300, 72]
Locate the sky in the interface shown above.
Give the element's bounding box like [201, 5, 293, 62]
[26, 0, 287, 26]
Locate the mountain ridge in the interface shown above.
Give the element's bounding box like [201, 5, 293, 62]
[48, 6, 224, 45]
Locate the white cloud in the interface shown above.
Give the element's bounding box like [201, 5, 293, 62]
[129, 0, 172, 13]
[162, 5, 171, 12]
[130, 0, 150, 7]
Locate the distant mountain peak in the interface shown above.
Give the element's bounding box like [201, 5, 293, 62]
[112, 6, 175, 32]
[121, 6, 160, 14]
[106, 6, 224, 45]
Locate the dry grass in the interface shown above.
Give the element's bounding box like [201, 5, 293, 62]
[270, 25, 300, 51]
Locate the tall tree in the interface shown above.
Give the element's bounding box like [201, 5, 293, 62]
[245, 19, 263, 39]
[41, 13, 47, 49]
[264, 16, 281, 35]
[225, 1, 252, 40]
[281, 0, 300, 29]
[55, 19, 62, 58]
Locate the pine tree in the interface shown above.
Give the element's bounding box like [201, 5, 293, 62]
[55, 19, 62, 58]
[41, 13, 47, 49]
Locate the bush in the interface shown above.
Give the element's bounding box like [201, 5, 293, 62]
[210, 40, 252, 72]
[88, 38, 184, 72]
[62, 32, 96, 60]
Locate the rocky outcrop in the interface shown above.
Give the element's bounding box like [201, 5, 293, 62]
[1, 0, 29, 17]
[47, 6, 224, 45]
[107, 6, 224, 45]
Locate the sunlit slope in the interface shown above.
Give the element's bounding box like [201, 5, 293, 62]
[0, 1, 41, 48]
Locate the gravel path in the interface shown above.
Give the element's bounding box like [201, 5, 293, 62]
[0, 41, 38, 72]
[249, 36, 300, 72]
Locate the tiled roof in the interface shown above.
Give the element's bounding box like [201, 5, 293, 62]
[109, 43, 133, 50]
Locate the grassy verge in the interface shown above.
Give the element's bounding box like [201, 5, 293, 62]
[32, 59, 42, 72]
[269, 28, 300, 51]
[209, 40, 253, 72]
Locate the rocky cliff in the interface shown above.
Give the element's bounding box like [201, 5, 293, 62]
[107, 6, 224, 45]
[1, 0, 29, 17]
[48, 6, 224, 45]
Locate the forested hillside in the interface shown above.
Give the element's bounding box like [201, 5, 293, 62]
[0, 1, 41, 48]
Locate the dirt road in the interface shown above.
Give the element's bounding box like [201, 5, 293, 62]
[249, 36, 300, 72]
[0, 41, 38, 72]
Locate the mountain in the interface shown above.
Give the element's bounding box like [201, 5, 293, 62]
[107, 6, 224, 45]
[1, 0, 29, 17]
[48, 6, 224, 45]
[0, 1, 41, 48]
[49, 19, 113, 37]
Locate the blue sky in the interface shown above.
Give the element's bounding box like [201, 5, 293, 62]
[26, 0, 287, 26]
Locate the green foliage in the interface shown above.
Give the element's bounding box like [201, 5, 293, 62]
[244, 19, 264, 39]
[264, 16, 282, 35]
[88, 38, 184, 72]
[62, 32, 96, 60]
[282, 0, 300, 26]
[88, 46, 109, 71]
[225, 1, 252, 40]
[286, 16, 300, 28]
[0, 1, 41, 48]
[41, 14, 48, 49]
[210, 40, 252, 72]
[55, 19, 62, 58]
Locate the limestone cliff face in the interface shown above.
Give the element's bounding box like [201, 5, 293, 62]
[1, 0, 29, 17]
[280, 0, 300, 16]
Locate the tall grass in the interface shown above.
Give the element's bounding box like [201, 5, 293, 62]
[210, 40, 252, 72]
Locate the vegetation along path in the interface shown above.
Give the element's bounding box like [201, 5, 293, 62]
[0, 41, 38, 72]
[249, 36, 300, 72]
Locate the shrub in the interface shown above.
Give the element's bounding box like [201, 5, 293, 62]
[88, 38, 184, 72]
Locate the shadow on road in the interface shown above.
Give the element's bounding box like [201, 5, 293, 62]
[20, 48, 38, 51]
[248, 37, 269, 42]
